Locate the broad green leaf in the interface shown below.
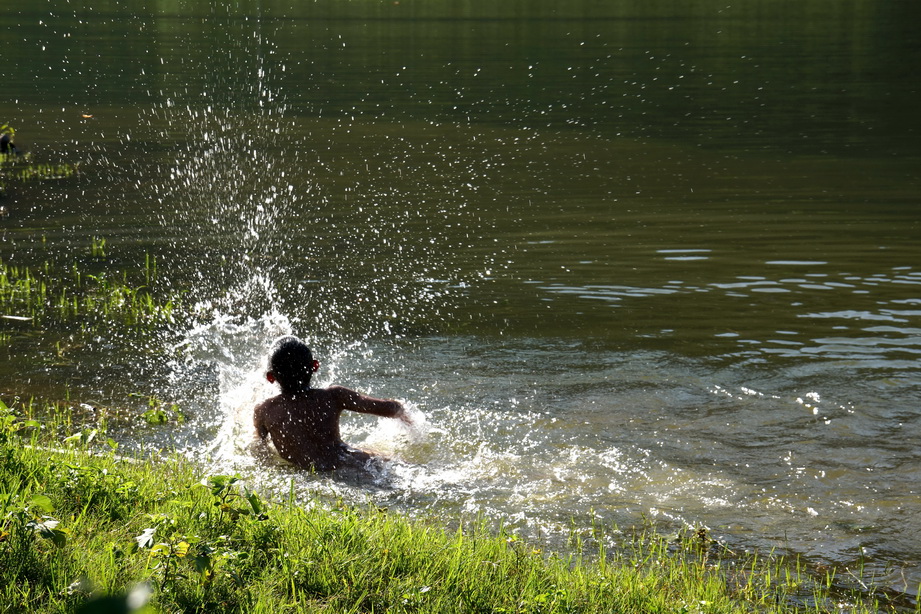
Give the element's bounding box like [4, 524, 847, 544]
[173, 541, 190, 557]
[30, 494, 54, 513]
[246, 491, 263, 515]
[193, 554, 213, 574]
[149, 543, 171, 556]
[28, 517, 68, 545]
[141, 408, 168, 425]
[49, 526, 69, 546]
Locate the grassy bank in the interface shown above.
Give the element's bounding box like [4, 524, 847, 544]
[0, 399, 899, 614]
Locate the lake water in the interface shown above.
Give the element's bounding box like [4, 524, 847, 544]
[2, 0, 920, 604]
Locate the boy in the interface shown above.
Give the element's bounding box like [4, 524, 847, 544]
[253, 335, 410, 470]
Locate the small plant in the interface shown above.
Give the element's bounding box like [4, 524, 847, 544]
[200, 474, 266, 525]
[90, 236, 107, 259]
[145, 253, 157, 286]
[0, 490, 69, 592]
[0, 398, 40, 445]
[133, 520, 191, 591]
[139, 395, 186, 425]
[0, 493, 69, 548]
[129, 476, 266, 595]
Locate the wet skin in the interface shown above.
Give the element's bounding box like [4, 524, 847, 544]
[254, 384, 408, 470]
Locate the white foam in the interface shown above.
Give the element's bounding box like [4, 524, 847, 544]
[172, 309, 434, 473]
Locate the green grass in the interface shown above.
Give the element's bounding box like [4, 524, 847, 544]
[0, 398, 908, 614]
[0, 252, 178, 327]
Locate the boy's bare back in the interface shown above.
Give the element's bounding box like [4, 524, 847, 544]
[254, 384, 407, 471]
[254, 336, 409, 471]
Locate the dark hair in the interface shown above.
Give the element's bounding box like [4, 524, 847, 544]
[268, 336, 314, 394]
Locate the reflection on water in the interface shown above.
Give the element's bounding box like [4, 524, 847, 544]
[538, 265, 921, 366]
[2, 0, 921, 603]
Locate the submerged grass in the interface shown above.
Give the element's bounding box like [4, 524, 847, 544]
[1, 123, 79, 197]
[0, 250, 178, 328]
[0, 398, 909, 614]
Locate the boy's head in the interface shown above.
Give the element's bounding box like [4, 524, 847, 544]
[266, 336, 319, 394]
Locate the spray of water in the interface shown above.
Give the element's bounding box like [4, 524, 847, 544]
[122, 11, 741, 561]
[138, 14, 497, 485]
[122, 17, 744, 557]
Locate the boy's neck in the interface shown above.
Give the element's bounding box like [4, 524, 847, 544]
[281, 383, 313, 396]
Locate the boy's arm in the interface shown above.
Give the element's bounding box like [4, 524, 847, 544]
[253, 403, 269, 439]
[332, 386, 408, 421]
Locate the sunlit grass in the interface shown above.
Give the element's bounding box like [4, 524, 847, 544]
[9, 161, 80, 181]
[0, 243, 911, 613]
[0, 398, 909, 614]
[0, 250, 179, 327]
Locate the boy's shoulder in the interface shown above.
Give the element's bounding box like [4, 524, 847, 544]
[254, 393, 284, 414]
[323, 385, 366, 403]
[255, 387, 348, 407]
[254, 386, 360, 412]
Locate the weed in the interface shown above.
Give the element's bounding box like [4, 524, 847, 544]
[200, 474, 267, 525]
[139, 395, 186, 426]
[91, 236, 107, 259]
[0, 250, 182, 329]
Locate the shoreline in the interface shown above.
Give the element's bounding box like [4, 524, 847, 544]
[1, 398, 905, 613]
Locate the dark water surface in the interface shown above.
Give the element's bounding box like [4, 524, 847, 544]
[2, 0, 920, 603]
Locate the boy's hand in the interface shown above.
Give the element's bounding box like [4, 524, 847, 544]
[396, 405, 413, 426]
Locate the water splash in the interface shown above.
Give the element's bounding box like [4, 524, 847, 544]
[128, 6, 533, 485]
[168, 309, 291, 463]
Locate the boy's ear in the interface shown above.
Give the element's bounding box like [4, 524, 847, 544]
[266, 372, 276, 384]
[311, 360, 320, 373]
